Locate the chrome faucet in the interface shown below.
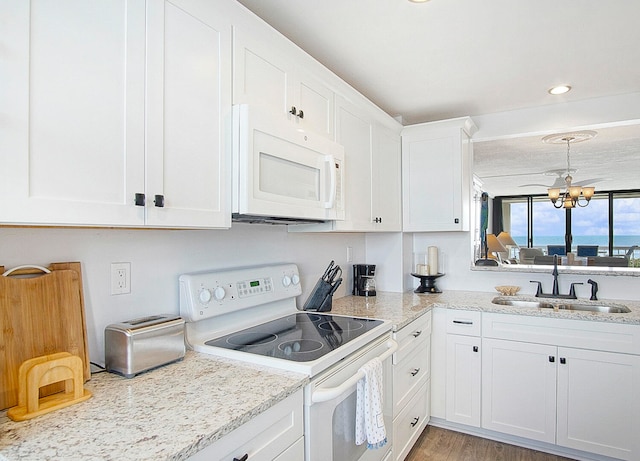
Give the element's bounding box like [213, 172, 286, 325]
[530, 255, 582, 299]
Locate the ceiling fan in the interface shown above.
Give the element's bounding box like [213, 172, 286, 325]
[518, 131, 605, 192]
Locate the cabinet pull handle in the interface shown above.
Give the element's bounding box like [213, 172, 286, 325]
[453, 320, 473, 325]
[298, 109, 304, 119]
[410, 368, 420, 376]
[154, 194, 164, 208]
[473, 346, 478, 352]
[549, 356, 555, 363]
[233, 455, 248, 461]
[560, 357, 566, 364]
[134, 193, 145, 206]
[289, 106, 297, 116]
[454, 218, 460, 224]
[412, 330, 422, 338]
[410, 416, 420, 427]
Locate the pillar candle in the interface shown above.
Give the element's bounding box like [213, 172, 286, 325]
[428, 246, 439, 275]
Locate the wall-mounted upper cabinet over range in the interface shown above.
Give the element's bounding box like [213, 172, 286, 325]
[1, 0, 232, 229]
[232, 24, 335, 141]
[402, 117, 477, 232]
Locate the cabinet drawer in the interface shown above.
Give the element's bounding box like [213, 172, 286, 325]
[187, 390, 303, 461]
[393, 379, 430, 461]
[394, 312, 431, 362]
[393, 336, 430, 414]
[395, 312, 431, 346]
[445, 309, 481, 336]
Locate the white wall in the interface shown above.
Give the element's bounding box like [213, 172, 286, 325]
[0, 225, 365, 364]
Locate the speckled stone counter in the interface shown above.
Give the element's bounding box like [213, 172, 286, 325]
[331, 290, 640, 329]
[0, 351, 307, 461]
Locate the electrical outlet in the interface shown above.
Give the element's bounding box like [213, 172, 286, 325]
[111, 262, 131, 295]
[346, 246, 353, 263]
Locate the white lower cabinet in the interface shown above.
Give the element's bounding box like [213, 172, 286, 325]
[446, 334, 481, 427]
[187, 390, 303, 461]
[481, 338, 557, 442]
[392, 313, 431, 461]
[482, 313, 640, 461]
[444, 310, 482, 428]
[556, 347, 640, 460]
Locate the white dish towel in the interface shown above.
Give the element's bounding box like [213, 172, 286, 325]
[355, 357, 387, 449]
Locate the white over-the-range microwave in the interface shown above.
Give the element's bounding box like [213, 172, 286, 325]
[232, 104, 345, 224]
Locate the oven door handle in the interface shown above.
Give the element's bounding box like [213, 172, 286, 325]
[311, 340, 398, 403]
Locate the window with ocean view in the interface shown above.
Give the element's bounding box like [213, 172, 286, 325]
[497, 191, 640, 267]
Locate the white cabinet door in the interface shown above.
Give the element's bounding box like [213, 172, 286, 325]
[445, 334, 481, 427]
[1, 0, 146, 226]
[334, 96, 374, 230]
[145, 0, 231, 228]
[233, 24, 291, 120]
[481, 338, 557, 443]
[294, 67, 335, 140]
[371, 122, 402, 231]
[401, 118, 475, 232]
[557, 347, 640, 460]
[233, 27, 334, 140]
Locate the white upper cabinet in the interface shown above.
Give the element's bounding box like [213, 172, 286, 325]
[145, 0, 231, 228]
[1, 0, 146, 226]
[232, 25, 334, 140]
[0, 0, 231, 228]
[402, 117, 477, 232]
[372, 121, 402, 231]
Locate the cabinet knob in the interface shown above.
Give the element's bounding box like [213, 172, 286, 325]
[410, 416, 420, 427]
[154, 194, 165, 208]
[134, 193, 145, 206]
[454, 218, 460, 224]
[473, 346, 479, 352]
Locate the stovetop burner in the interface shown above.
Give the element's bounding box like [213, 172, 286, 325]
[204, 312, 383, 362]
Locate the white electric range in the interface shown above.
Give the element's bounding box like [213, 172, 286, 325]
[179, 263, 396, 461]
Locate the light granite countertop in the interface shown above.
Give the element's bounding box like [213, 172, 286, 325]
[0, 351, 307, 461]
[331, 290, 640, 330]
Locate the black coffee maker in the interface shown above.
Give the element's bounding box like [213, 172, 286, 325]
[353, 264, 376, 296]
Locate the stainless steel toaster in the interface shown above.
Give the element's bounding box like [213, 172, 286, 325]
[105, 314, 185, 378]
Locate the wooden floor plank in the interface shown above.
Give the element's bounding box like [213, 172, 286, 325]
[405, 426, 578, 461]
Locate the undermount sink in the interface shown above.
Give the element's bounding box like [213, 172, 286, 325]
[491, 298, 555, 309]
[491, 297, 631, 314]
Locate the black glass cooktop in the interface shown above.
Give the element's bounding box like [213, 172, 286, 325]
[204, 313, 384, 362]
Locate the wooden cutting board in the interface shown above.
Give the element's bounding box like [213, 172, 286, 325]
[0, 262, 90, 410]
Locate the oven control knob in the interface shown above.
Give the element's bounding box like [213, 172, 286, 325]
[291, 274, 300, 285]
[282, 275, 292, 287]
[198, 289, 212, 304]
[213, 286, 226, 301]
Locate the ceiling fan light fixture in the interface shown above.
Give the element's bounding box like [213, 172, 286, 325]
[545, 134, 595, 209]
[549, 85, 571, 95]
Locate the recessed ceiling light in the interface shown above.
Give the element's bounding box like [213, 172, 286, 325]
[548, 85, 571, 95]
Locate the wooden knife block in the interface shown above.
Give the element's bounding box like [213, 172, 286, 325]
[7, 352, 92, 421]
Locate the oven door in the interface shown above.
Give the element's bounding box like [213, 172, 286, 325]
[305, 335, 397, 461]
[233, 104, 345, 222]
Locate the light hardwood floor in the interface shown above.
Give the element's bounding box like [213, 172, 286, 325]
[405, 426, 578, 461]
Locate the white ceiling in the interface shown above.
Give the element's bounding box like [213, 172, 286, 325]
[236, 0, 640, 195]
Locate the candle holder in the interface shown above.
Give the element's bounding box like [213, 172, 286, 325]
[411, 272, 444, 294]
